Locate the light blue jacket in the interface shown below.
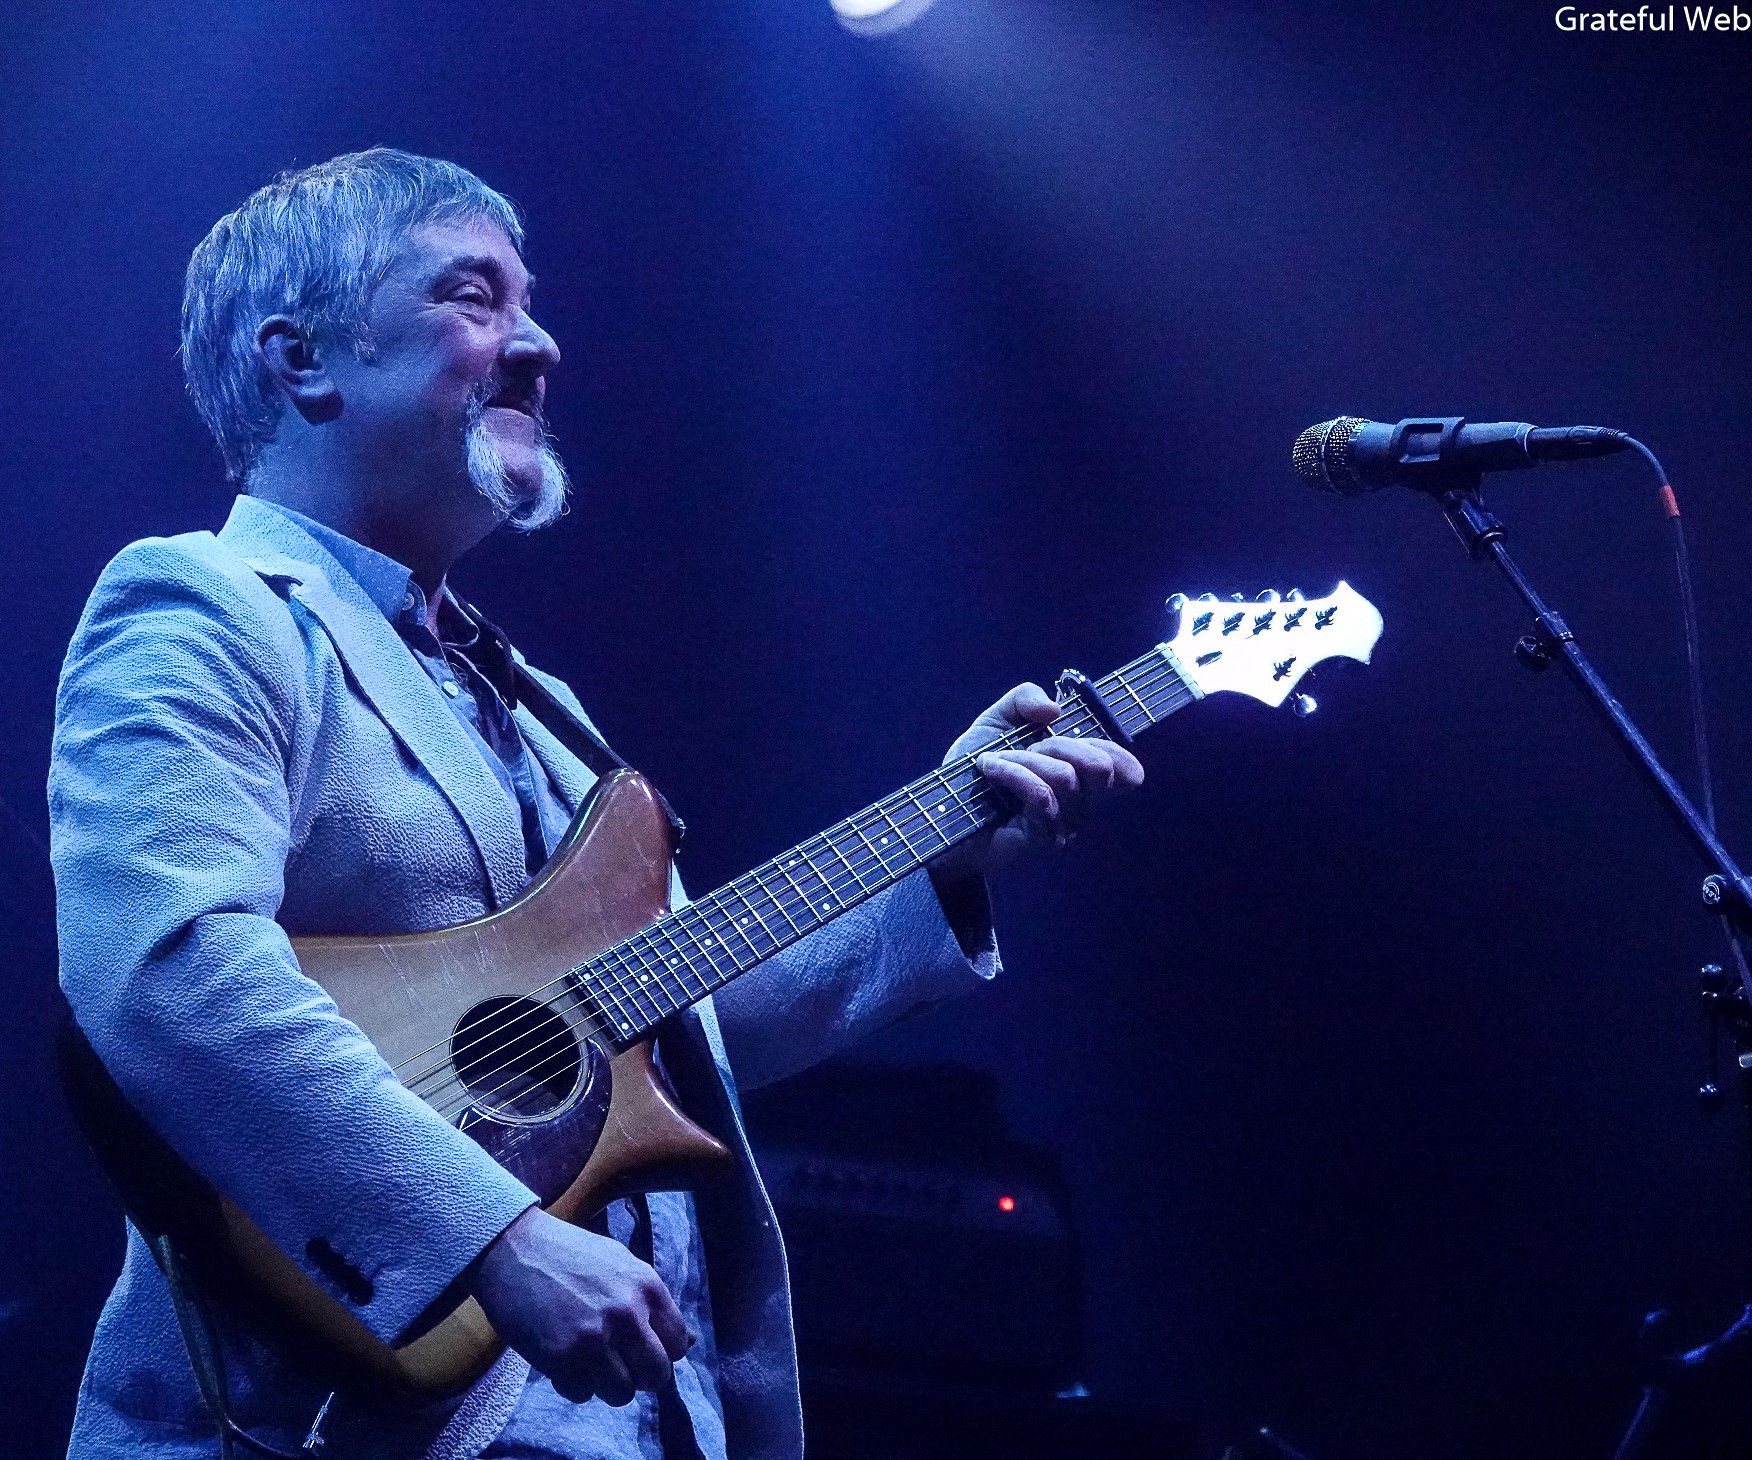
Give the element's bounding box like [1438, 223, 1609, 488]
[50, 494, 994, 1458]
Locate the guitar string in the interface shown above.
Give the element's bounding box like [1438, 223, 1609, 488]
[420, 728, 1051, 1119]
[422, 739, 1044, 1114]
[406, 737, 1030, 1105]
[425, 672, 1203, 1122]
[400, 650, 1188, 1093]
[437, 608, 1336, 1111]
[390, 652, 1176, 1092]
[400, 712, 1059, 1089]
[426, 770, 1012, 1122]
[401, 656, 1199, 1114]
[402, 653, 1195, 1111]
[423, 709, 1207, 1124]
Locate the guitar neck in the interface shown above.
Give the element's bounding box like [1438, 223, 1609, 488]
[578, 644, 1198, 1047]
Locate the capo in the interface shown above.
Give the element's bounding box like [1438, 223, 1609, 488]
[1055, 669, 1134, 747]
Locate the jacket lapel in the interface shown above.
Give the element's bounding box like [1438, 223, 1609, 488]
[217, 495, 528, 908]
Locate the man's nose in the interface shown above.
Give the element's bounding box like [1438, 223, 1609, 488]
[505, 310, 561, 374]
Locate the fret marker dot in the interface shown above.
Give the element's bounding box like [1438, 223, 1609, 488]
[936, 803, 946, 813]
[821, 900, 833, 911]
[640, 975, 649, 984]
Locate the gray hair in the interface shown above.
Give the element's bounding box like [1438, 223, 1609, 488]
[181, 147, 525, 482]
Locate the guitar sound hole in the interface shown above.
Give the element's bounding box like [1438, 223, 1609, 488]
[451, 997, 582, 1120]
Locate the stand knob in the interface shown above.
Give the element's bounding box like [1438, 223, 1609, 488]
[1514, 634, 1552, 673]
[1703, 875, 1728, 910]
[1291, 694, 1318, 718]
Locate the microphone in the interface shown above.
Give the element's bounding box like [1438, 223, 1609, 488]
[1293, 415, 1631, 496]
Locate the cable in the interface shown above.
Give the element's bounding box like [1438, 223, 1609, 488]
[1623, 437, 1717, 831]
[1626, 437, 1752, 1086]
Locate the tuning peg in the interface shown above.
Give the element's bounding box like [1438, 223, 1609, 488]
[1291, 693, 1318, 718]
[1286, 589, 1306, 602]
[1166, 593, 1187, 611]
[1229, 593, 1245, 603]
[1255, 589, 1281, 604]
[1197, 592, 1218, 603]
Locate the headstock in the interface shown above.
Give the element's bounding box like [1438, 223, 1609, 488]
[1162, 582, 1383, 709]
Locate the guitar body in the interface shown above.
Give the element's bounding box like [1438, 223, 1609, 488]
[67, 770, 731, 1399]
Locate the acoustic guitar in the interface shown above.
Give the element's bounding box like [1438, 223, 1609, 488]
[64, 583, 1383, 1398]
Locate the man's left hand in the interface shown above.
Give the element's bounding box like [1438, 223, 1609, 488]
[929, 681, 1145, 886]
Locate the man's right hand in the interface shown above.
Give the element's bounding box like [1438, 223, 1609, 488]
[472, 1206, 690, 1406]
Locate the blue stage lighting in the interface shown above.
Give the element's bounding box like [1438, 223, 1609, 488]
[831, 0, 939, 36]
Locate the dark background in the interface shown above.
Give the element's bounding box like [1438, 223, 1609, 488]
[4, 1, 1751, 1454]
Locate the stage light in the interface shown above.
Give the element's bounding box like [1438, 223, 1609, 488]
[831, 0, 940, 37]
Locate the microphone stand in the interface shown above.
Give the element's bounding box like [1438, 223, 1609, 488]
[1433, 483, 1752, 1458]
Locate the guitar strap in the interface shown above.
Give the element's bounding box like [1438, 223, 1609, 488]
[452, 598, 686, 847]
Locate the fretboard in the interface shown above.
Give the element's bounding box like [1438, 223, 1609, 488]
[576, 643, 1196, 1046]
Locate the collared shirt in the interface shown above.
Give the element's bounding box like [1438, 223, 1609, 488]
[258, 500, 724, 1460]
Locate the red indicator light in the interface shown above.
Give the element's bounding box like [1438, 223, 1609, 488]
[997, 1195, 1016, 1213]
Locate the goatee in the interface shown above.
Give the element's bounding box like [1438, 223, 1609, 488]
[463, 382, 571, 532]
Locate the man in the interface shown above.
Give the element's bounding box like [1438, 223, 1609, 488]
[50, 149, 1142, 1459]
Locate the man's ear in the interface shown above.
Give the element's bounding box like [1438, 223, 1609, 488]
[256, 316, 342, 424]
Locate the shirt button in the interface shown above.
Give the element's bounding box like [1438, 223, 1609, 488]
[442, 681, 460, 698]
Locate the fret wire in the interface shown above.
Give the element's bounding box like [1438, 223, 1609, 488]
[875, 798, 931, 863]
[603, 944, 668, 1025]
[576, 935, 665, 1036]
[1114, 669, 1154, 726]
[1139, 668, 1192, 718]
[642, 917, 715, 1005]
[622, 939, 686, 1022]
[658, 909, 734, 1006]
[897, 785, 953, 855]
[625, 934, 699, 1018]
[745, 863, 806, 936]
[711, 881, 771, 964]
[735, 882, 783, 953]
[769, 856, 823, 934]
[797, 837, 850, 919]
[805, 828, 874, 902]
[1121, 659, 1177, 711]
[691, 892, 764, 974]
[921, 778, 981, 836]
[879, 794, 936, 860]
[830, 813, 890, 883]
[595, 955, 650, 1039]
[846, 814, 897, 880]
[872, 801, 921, 865]
[903, 783, 953, 851]
[697, 876, 767, 967]
[602, 945, 664, 1026]
[821, 827, 877, 895]
[585, 927, 674, 1021]
[621, 928, 693, 1007]
[580, 961, 641, 1039]
[673, 902, 738, 986]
